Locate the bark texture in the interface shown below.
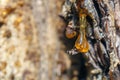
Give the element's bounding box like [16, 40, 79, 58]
[0, 0, 120, 80]
[61, 0, 120, 80]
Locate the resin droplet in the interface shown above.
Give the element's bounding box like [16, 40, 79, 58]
[65, 27, 76, 38]
[75, 32, 89, 53]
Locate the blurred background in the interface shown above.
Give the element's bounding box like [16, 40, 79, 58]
[0, 0, 120, 80]
[0, 0, 79, 80]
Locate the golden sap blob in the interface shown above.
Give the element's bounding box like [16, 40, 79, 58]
[75, 33, 89, 53]
[65, 28, 76, 38]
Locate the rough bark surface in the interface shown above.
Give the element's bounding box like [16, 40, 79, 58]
[0, 0, 120, 80]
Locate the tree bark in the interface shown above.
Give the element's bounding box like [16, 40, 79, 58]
[0, 0, 120, 80]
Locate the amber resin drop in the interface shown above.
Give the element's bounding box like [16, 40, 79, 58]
[75, 31, 89, 53]
[65, 27, 76, 38]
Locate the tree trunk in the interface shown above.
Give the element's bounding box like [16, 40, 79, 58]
[0, 0, 120, 80]
[61, 0, 120, 80]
